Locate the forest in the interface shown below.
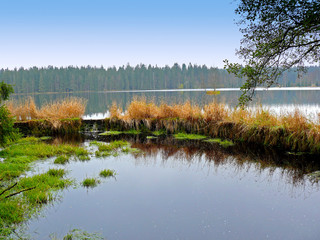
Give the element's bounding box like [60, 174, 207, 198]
[0, 64, 320, 93]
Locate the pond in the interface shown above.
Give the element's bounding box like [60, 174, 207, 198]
[21, 135, 320, 240]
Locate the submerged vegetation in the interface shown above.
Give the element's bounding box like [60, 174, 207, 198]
[106, 98, 320, 154]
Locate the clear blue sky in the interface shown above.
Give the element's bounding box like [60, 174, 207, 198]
[0, 0, 242, 69]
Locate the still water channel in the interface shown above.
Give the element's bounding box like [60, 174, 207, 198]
[12, 89, 320, 239]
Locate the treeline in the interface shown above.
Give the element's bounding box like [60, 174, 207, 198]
[0, 64, 320, 93]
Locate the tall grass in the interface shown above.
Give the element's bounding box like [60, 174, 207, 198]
[108, 98, 320, 153]
[7, 97, 86, 121]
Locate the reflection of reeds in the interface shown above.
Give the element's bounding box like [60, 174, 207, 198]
[7, 97, 87, 121]
[107, 98, 320, 153]
[120, 136, 320, 188]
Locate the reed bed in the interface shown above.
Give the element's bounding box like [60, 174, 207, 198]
[7, 97, 86, 121]
[108, 98, 320, 153]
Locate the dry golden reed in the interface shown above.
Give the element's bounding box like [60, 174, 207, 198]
[109, 98, 320, 153]
[7, 97, 87, 121]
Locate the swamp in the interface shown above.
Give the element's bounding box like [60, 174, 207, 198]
[1, 89, 320, 239]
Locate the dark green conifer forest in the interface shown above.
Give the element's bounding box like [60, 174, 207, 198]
[0, 64, 319, 93]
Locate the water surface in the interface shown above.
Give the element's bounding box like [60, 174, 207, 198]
[23, 137, 320, 240]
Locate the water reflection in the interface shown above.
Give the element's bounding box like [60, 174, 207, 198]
[23, 135, 320, 240]
[96, 135, 320, 191]
[11, 89, 320, 117]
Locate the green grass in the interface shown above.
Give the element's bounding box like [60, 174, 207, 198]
[99, 131, 122, 136]
[204, 138, 234, 147]
[0, 168, 72, 236]
[174, 133, 207, 140]
[82, 178, 100, 188]
[54, 155, 69, 164]
[99, 169, 116, 178]
[123, 129, 141, 134]
[147, 136, 157, 139]
[152, 130, 166, 136]
[99, 130, 141, 136]
[94, 140, 130, 157]
[0, 137, 84, 237]
[47, 168, 66, 178]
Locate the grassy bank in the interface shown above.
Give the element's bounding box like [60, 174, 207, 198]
[106, 99, 320, 154]
[0, 137, 90, 238]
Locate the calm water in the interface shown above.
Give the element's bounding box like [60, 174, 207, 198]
[11, 88, 320, 119]
[22, 136, 320, 240]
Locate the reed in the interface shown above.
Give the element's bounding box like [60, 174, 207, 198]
[7, 97, 86, 121]
[107, 98, 320, 153]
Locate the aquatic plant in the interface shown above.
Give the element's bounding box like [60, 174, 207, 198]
[99, 169, 116, 178]
[82, 178, 100, 188]
[204, 138, 234, 147]
[106, 99, 320, 153]
[0, 137, 91, 237]
[174, 133, 207, 140]
[54, 155, 69, 165]
[50, 228, 104, 240]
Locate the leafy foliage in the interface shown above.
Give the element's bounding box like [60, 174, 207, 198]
[0, 82, 18, 145]
[225, 0, 320, 105]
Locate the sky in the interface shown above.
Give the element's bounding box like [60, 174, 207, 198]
[0, 0, 242, 69]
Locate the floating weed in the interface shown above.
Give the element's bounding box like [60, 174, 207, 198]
[152, 130, 166, 136]
[99, 131, 122, 136]
[78, 155, 91, 161]
[47, 168, 66, 178]
[219, 140, 234, 148]
[54, 155, 69, 165]
[89, 140, 100, 146]
[51, 228, 104, 240]
[95, 151, 111, 157]
[99, 169, 116, 178]
[120, 145, 142, 154]
[123, 129, 141, 135]
[147, 136, 157, 139]
[82, 178, 100, 188]
[204, 138, 234, 147]
[204, 138, 222, 143]
[174, 133, 207, 140]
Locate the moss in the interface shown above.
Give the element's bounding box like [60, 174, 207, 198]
[174, 133, 207, 140]
[99, 131, 122, 136]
